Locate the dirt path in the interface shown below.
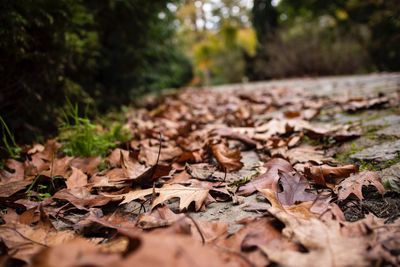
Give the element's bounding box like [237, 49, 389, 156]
[1, 73, 400, 267]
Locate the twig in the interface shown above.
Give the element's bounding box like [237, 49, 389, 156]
[223, 168, 227, 181]
[50, 151, 56, 190]
[149, 132, 162, 206]
[185, 214, 205, 245]
[148, 132, 162, 182]
[138, 198, 151, 214]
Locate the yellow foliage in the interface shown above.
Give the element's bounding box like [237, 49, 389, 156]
[237, 28, 257, 56]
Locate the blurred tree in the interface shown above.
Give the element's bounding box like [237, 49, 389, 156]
[177, 0, 256, 85]
[278, 0, 400, 71]
[0, 0, 192, 142]
[252, 0, 278, 44]
[249, 0, 279, 80]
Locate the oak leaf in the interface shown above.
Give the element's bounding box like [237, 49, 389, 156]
[336, 171, 385, 200]
[259, 192, 370, 267]
[104, 184, 209, 211]
[152, 184, 209, 211]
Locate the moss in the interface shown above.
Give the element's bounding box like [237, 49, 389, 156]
[229, 176, 251, 187]
[335, 142, 365, 163]
[359, 161, 380, 171]
[302, 135, 336, 147]
[357, 154, 400, 171]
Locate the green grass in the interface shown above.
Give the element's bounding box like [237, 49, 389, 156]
[0, 116, 21, 159]
[58, 101, 130, 157]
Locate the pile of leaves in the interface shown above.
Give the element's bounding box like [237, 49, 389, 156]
[1, 86, 399, 267]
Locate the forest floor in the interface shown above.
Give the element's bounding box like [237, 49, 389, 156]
[1, 73, 400, 267]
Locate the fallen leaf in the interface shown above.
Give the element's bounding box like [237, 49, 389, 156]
[0, 159, 25, 183]
[106, 148, 129, 167]
[31, 238, 121, 267]
[120, 151, 152, 182]
[152, 184, 209, 211]
[70, 156, 101, 175]
[211, 143, 243, 172]
[66, 166, 88, 189]
[237, 158, 293, 196]
[0, 180, 32, 197]
[304, 164, 358, 186]
[259, 218, 370, 267]
[137, 205, 184, 229]
[41, 156, 73, 178]
[117, 231, 248, 267]
[104, 184, 209, 211]
[212, 128, 258, 147]
[258, 192, 371, 267]
[343, 96, 389, 112]
[278, 171, 316, 205]
[0, 222, 76, 262]
[53, 188, 111, 210]
[273, 145, 334, 164]
[336, 171, 385, 200]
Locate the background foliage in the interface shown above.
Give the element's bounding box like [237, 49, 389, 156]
[1, 0, 399, 145]
[0, 0, 192, 142]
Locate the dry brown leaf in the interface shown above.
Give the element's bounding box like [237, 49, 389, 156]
[117, 231, 249, 267]
[106, 148, 129, 167]
[31, 238, 121, 267]
[237, 158, 293, 196]
[0, 159, 25, 183]
[344, 96, 389, 112]
[211, 143, 243, 172]
[104, 184, 209, 211]
[273, 145, 334, 164]
[137, 205, 184, 229]
[70, 156, 101, 175]
[212, 128, 258, 147]
[258, 188, 316, 219]
[139, 142, 183, 164]
[336, 171, 385, 200]
[66, 166, 88, 189]
[0, 180, 32, 197]
[83, 210, 139, 231]
[53, 188, 111, 210]
[218, 216, 298, 266]
[120, 152, 152, 182]
[259, 219, 370, 267]
[278, 171, 316, 205]
[41, 156, 73, 178]
[304, 164, 358, 186]
[152, 184, 209, 211]
[0, 222, 76, 262]
[258, 192, 370, 267]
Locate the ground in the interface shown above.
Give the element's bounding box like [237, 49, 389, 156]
[1, 73, 400, 266]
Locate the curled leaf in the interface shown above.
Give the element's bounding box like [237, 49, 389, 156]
[211, 143, 243, 172]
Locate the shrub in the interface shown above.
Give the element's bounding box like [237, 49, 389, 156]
[254, 22, 371, 78]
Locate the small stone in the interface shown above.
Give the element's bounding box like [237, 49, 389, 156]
[364, 115, 400, 127]
[377, 125, 400, 138]
[350, 140, 400, 162]
[380, 163, 400, 192]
